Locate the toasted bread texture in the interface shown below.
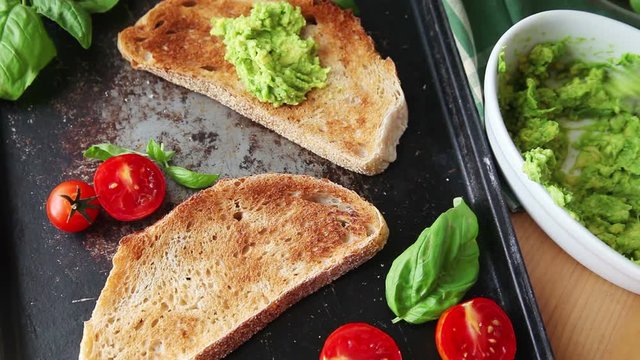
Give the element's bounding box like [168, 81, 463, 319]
[79, 174, 388, 359]
[117, 0, 408, 175]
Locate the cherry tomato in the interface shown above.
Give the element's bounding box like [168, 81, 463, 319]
[93, 154, 166, 221]
[436, 297, 516, 360]
[319, 322, 402, 360]
[46, 180, 100, 232]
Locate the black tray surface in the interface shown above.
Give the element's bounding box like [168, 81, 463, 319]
[0, 0, 552, 358]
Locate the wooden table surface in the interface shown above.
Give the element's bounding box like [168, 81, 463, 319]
[511, 213, 640, 360]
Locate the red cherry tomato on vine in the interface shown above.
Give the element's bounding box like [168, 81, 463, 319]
[93, 154, 166, 221]
[436, 297, 516, 360]
[46, 180, 100, 232]
[319, 322, 402, 360]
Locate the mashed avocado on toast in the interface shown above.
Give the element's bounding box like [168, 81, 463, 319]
[499, 41, 640, 264]
[211, 2, 329, 107]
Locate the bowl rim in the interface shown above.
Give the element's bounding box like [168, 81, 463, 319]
[483, 10, 640, 292]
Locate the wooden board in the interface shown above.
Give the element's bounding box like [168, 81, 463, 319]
[512, 213, 640, 360]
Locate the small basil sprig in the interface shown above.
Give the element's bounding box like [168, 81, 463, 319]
[331, 0, 359, 15]
[82, 142, 139, 160]
[84, 139, 220, 190]
[385, 197, 479, 324]
[0, 0, 120, 100]
[164, 166, 220, 190]
[145, 139, 220, 189]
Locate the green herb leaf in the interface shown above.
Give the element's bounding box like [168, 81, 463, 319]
[0, 0, 19, 14]
[331, 0, 359, 15]
[164, 166, 220, 189]
[0, 0, 20, 39]
[0, 4, 57, 100]
[83, 143, 139, 161]
[32, 0, 92, 49]
[385, 197, 479, 324]
[75, 0, 119, 14]
[632, 0, 640, 14]
[145, 139, 175, 167]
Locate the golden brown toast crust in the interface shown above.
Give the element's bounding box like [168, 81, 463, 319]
[79, 174, 388, 359]
[117, 0, 408, 175]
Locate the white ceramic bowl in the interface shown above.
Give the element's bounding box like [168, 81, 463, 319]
[484, 10, 640, 294]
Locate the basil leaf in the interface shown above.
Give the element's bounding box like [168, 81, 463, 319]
[0, 0, 19, 14]
[632, 0, 640, 13]
[145, 139, 175, 166]
[32, 0, 92, 49]
[83, 143, 138, 161]
[149, 141, 217, 189]
[75, 0, 119, 14]
[0, 5, 57, 100]
[0, 0, 19, 37]
[331, 0, 359, 15]
[164, 166, 219, 189]
[385, 197, 479, 324]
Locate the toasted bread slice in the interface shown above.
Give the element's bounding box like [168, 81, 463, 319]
[117, 0, 408, 175]
[79, 174, 388, 359]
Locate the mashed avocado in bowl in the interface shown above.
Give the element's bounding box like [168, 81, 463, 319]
[484, 10, 640, 293]
[499, 41, 640, 264]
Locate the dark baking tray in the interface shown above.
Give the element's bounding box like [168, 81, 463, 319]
[0, 0, 553, 358]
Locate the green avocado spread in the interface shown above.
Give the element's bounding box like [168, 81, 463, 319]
[499, 41, 640, 264]
[211, 2, 329, 107]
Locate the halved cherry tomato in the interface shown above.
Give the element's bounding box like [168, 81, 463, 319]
[46, 180, 100, 232]
[93, 154, 166, 221]
[319, 322, 402, 360]
[436, 297, 516, 360]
